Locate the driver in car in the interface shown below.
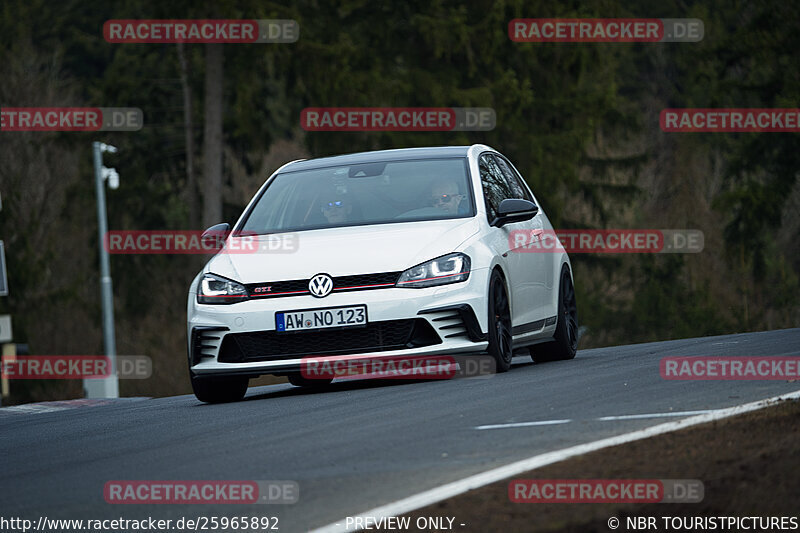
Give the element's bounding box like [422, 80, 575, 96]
[321, 196, 353, 224]
[430, 179, 465, 215]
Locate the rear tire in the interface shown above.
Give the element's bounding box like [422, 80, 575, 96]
[288, 373, 333, 387]
[530, 266, 578, 363]
[487, 271, 514, 372]
[190, 373, 249, 403]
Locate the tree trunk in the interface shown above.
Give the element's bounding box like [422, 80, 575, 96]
[202, 43, 224, 229]
[177, 42, 198, 228]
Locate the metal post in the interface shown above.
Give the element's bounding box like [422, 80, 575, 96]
[85, 142, 119, 398]
[1, 343, 15, 406]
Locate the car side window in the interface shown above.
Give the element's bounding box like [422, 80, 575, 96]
[479, 153, 521, 222]
[495, 156, 534, 203]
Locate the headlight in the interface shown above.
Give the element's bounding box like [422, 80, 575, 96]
[197, 273, 248, 304]
[396, 253, 471, 288]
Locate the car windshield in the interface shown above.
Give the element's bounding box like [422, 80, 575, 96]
[239, 157, 473, 233]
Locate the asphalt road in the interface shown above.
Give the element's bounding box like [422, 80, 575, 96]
[1, 328, 799, 532]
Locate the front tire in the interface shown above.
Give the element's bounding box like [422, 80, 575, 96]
[530, 265, 578, 363]
[190, 373, 249, 403]
[487, 271, 514, 372]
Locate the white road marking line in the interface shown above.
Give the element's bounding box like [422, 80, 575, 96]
[596, 410, 716, 421]
[476, 419, 571, 430]
[0, 398, 147, 415]
[0, 404, 71, 414]
[311, 389, 800, 533]
[475, 410, 716, 429]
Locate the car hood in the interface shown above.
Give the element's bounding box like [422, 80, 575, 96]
[206, 218, 481, 283]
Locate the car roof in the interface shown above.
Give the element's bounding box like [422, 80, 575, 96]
[280, 145, 492, 173]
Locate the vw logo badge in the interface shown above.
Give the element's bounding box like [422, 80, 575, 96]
[308, 273, 334, 298]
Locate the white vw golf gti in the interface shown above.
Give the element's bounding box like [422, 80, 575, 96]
[187, 145, 578, 402]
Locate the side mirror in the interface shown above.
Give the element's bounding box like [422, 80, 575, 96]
[201, 222, 230, 239]
[491, 199, 539, 228]
[201, 223, 231, 251]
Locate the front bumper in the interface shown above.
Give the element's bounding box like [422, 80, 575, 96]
[187, 267, 491, 377]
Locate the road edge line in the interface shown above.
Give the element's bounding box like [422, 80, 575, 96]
[310, 389, 800, 532]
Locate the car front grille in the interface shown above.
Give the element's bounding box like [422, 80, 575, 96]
[217, 318, 441, 362]
[245, 271, 402, 299]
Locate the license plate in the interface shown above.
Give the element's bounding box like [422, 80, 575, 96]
[275, 305, 368, 332]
